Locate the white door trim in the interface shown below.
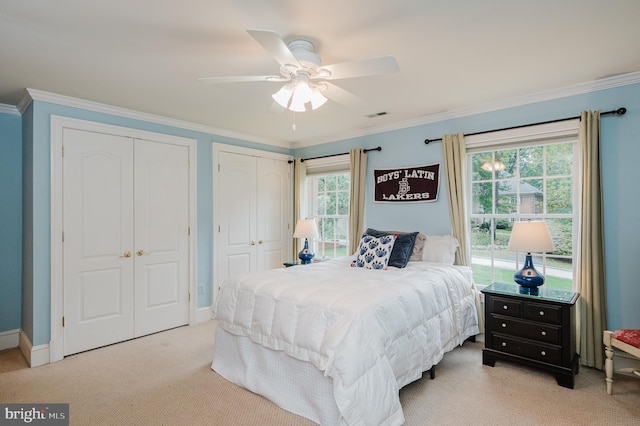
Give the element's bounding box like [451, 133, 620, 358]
[50, 116, 198, 363]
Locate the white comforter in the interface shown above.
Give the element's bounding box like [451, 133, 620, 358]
[214, 258, 479, 426]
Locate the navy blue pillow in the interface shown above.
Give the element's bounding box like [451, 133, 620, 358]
[365, 228, 418, 268]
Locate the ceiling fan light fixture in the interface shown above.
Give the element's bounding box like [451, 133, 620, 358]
[272, 84, 293, 108]
[481, 160, 506, 172]
[293, 80, 313, 101]
[280, 78, 324, 112]
[288, 91, 308, 112]
[309, 87, 328, 110]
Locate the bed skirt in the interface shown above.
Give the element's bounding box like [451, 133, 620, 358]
[212, 326, 341, 425]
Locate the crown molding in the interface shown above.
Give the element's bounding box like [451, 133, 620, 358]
[0, 103, 20, 116]
[19, 88, 290, 149]
[12, 70, 640, 150]
[293, 70, 640, 148]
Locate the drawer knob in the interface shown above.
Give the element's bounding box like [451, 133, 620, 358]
[539, 311, 545, 316]
[541, 331, 547, 336]
[541, 351, 546, 356]
[501, 323, 507, 328]
[502, 342, 507, 347]
[503, 305, 508, 310]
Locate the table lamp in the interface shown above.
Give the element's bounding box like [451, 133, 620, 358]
[293, 219, 320, 264]
[507, 220, 555, 295]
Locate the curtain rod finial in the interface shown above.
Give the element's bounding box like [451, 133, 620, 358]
[424, 139, 431, 144]
[615, 107, 627, 115]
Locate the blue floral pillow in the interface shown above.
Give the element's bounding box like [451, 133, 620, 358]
[351, 233, 396, 270]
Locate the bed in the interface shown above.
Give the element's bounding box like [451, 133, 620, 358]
[212, 234, 479, 425]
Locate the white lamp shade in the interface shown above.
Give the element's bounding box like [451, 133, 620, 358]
[272, 84, 293, 108]
[272, 78, 329, 112]
[293, 219, 319, 240]
[289, 80, 313, 112]
[309, 87, 328, 110]
[507, 221, 555, 253]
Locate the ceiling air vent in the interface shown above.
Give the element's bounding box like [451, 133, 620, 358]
[366, 112, 388, 118]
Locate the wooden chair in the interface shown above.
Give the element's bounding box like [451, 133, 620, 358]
[604, 329, 640, 395]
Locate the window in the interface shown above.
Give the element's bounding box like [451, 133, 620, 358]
[302, 154, 351, 258]
[306, 173, 350, 258]
[467, 125, 578, 291]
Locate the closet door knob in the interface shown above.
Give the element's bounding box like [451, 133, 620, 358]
[250, 241, 256, 245]
[119, 251, 132, 258]
[136, 249, 148, 256]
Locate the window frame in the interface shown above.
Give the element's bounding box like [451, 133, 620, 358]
[465, 120, 580, 292]
[303, 154, 350, 259]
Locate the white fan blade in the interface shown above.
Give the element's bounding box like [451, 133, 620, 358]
[322, 82, 368, 109]
[319, 56, 399, 80]
[247, 29, 301, 68]
[197, 75, 289, 83]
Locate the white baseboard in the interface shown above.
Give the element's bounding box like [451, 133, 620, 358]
[196, 306, 213, 324]
[0, 328, 20, 351]
[18, 330, 50, 368]
[12, 307, 213, 368]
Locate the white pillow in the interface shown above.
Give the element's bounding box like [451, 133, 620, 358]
[351, 233, 396, 270]
[421, 235, 459, 264]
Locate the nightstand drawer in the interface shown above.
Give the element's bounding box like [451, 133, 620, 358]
[524, 302, 562, 325]
[489, 314, 561, 344]
[491, 333, 562, 365]
[489, 296, 523, 317]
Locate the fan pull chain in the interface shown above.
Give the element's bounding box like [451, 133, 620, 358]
[292, 112, 297, 131]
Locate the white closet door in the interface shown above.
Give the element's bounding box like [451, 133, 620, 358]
[133, 140, 190, 336]
[63, 130, 190, 356]
[216, 151, 258, 286]
[257, 157, 289, 271]
[63, 129, 135, 355]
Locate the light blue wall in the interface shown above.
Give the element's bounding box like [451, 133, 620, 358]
[20, 99, 289, 346]
[5, 81, 639, 345]
[294, 82, 640, 331]
[0, 111, 22, 332]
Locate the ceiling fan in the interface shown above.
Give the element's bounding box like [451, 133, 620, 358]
[198, 29, 399, 112]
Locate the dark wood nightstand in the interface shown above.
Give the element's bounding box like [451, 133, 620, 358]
[481, 282, 579, 388]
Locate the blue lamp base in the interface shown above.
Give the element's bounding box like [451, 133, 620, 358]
[298, 238, 315, 265]
[514, 253, 544, 296]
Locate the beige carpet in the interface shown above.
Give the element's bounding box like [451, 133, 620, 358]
[1, 320, 638, 425]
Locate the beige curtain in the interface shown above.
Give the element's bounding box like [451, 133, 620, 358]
[442, 132, 483, 333]
[348, 149, 368, 255]
[442, 133, 469, 266]
[577, 110, 607, 370]
[292, 158, 307, 259]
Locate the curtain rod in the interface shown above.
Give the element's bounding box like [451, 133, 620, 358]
[288, 146, 382, 164]
[423, 107, 627, 144]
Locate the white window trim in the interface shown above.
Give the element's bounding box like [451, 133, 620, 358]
[465, 119, 579, 151]
[304, 154, 349, 176]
